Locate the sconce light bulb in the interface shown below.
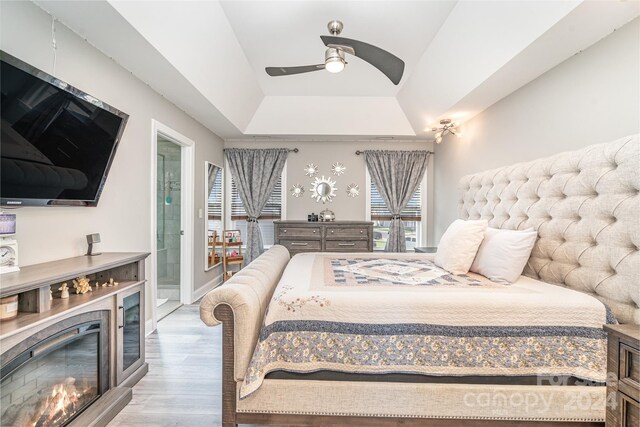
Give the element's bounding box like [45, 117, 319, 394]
[435, 136, 442, 144]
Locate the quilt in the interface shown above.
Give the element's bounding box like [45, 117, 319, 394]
[240, 252, 611, 398]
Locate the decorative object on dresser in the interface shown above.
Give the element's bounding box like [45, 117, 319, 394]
[0, 252, 149, 427]
[274, 221, 373, 255]
[319, 208, 335, 222]
[604, 324, 639, 427]
[222, 230, 244, 281]
[0, 213, 19, 274]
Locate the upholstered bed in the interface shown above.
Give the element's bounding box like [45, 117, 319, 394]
[200, 134, 639, 426]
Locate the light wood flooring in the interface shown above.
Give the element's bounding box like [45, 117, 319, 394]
[108, 304, 230, 426]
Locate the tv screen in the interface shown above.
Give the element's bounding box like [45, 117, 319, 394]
[1, 51, 128, 207]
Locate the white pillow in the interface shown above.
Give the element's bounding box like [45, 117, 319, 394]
[434, 219, 488, 275]
[470, 227, 537, 283]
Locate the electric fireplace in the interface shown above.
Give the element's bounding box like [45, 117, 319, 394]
[1, 311, 109, 426]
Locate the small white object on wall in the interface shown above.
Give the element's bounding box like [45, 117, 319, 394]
[291, 184, 305, 198]
[346, 184, 360, 198]
[331, 162, 347, 176]
[304, 163, 319, 177]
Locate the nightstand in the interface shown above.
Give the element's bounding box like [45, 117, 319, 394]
[414, 247, 437, 253]
[604, 324, 640, 427]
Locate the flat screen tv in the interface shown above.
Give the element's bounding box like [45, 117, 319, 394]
[1, 51, 128, 207]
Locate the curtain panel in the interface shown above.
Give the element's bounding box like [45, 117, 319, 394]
[225, 148, 288, 263]
[363, 150, 430, 252]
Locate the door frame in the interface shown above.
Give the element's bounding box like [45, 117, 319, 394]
[150, 119, 194, 333]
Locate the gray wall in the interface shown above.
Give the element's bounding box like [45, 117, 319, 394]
[1, 1, 225, 327]
[224, 140, 436, 244]
[433, 17, 640, 242]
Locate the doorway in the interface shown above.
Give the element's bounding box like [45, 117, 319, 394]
[156, 137, 182, 319]
[151, 120, 194, 328]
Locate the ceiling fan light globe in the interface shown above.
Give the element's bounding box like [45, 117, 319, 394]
[325, 58, 345, 73]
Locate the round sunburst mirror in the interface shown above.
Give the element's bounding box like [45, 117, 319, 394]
[304, 163, 319, 177]
[290, 184, 305, 198]
[311, 176, 337, 203]
[331, 162, 347, 176]
[346, 184, 359, 198]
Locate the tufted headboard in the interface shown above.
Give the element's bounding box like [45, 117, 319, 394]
[458, 134, 639, 324]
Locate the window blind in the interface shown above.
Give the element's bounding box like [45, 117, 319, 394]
[207, 169, 223, 220]
[231, 176, 282, 220]
[370, 182, 422, 221]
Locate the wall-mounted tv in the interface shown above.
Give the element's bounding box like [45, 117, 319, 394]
[1, 51, 129, 207]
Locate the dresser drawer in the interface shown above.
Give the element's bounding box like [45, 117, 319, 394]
[278, 226, 321, 239]
[325, 240, 369, 251]
[618, 393, 639, 427]
[280, 240, 321, 252]
[325, 226, 369, 240]
[620, 343, 640, 399]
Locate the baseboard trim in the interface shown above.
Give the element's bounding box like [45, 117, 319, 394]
[193, 273, 223, 303]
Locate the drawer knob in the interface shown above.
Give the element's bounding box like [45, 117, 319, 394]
[360, 230, 363, 234]
[313, 230, 316, 233]
[331, 230, 334, 233]
[283, 229, 287, 233]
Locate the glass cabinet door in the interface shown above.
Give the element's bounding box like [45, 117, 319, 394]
[116, 284, 145, 385]
[122, 291, 140, 370]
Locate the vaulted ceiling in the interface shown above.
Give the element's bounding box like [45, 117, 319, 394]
[34, 0, 639, 140]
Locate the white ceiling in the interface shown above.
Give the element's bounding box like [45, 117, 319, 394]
[220, 1, 455, 96]
[33, 0, 640, 139]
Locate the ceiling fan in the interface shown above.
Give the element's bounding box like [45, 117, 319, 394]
[265, 20, 405, 85]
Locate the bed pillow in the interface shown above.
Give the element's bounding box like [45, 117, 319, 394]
[470, 227, 538, 283]
[434, 219, 488, 274]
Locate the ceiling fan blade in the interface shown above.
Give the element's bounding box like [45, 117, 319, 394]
[265, 64, 325, 77]
[320, 36, 404, 85]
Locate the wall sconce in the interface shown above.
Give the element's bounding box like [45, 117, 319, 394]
[431, 119, 462, 144]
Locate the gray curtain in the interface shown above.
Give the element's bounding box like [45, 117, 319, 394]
[225, 148, 288, 264]
[207, 163, 220, 199]
[364, 150, 430, 252]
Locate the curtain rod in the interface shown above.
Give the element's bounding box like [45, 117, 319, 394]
[224, 148, 298, 153]
[355, 150, 434, 155]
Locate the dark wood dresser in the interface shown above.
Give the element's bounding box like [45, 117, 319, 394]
[604, 324, 640, 427]
[274, 221, 374, 256]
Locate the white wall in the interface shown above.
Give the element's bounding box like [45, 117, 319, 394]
[224, 139, 436, 245]
[433, 17, 640, 241]
[1, 1, 225, 326]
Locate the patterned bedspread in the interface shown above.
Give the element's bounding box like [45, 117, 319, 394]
[240, 252, 611, 399]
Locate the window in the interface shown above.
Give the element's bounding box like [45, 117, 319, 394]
[229, 172, 283, 246]
[368, 173, 426, 251]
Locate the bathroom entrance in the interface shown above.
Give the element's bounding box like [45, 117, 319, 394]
[156, 137, 183, 320]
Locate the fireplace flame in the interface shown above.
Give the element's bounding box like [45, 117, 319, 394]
[23, 377, 94, 427]
[44, 381, 81, 424]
